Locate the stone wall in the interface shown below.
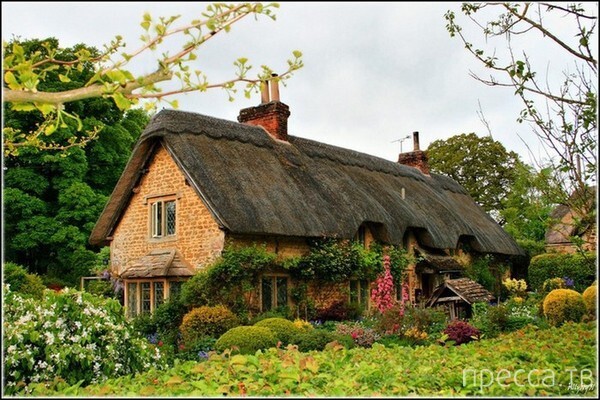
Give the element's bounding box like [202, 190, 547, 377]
[110, 144, 225, 275]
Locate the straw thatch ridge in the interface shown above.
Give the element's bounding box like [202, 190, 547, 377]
[90, 109, 524, 256]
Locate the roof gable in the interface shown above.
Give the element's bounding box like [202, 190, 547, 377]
[90, 109, 524, 256]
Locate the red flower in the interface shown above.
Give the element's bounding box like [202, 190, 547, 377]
[158, 341, 163, 347]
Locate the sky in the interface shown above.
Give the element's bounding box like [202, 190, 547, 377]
[2, 2, 598, 165]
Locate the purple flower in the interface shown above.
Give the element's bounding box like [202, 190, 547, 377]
[101, 269, 111, 280]
[563, 277, 575, 287]
[147, 332, 159, 344]
[198, 351, 209, 360]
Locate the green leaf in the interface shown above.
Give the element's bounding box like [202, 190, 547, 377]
[4, 71, 21, 90]
[11, 103, 36, 112]
[58, 74, 71, 83]
[111, 92, 132, 110]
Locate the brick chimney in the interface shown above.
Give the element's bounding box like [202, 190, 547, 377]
[398, 131, 430, 175]
[238, 74, 290, 141]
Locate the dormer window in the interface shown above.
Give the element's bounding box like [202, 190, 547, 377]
[150, 199, 176, 238]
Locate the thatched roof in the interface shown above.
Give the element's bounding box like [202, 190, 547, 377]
[90, 109, 524, 256]
[427, 277, 495, 306]
[120, 248, 194, 279]
[416, 248, 464, 272]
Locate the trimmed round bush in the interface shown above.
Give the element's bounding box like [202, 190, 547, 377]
[254, 317, 301, 345]
[293, 330, 335, 352]
[180, 305, 239, 343]
[542, 289, 585, 326]
[215, 326, 277, 354]
[582, 285, 596, 316]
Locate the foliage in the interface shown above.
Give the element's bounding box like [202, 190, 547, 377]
[543, 289, 586, 326]
[499, 163, 554, 253]
[462, 255, 501, 295]
[254, 318, 301, 346]
[3, 286, 164, 395]
[442, 320, 480, 345]
[214, 326, 277, 355]
[33, 321, 597, 397]
[3, 38, 149, 286]
[502, 278, 527, 298]
[293, 330, 335, 352]
[314, 301, 362, 322]
[370, 255, 395, 313]
[542, 277, 567, 294]
[180, 305, 240, 343]
[3, 3, 303, 153]
[199, 244, 277, 315]
[2, 262, 46, 299]
[445, 3, 597, 206]
[427, 133, 523, 218]
[249, 308, 293, 325]
[293, 319, 313, 331]
[582, 285, 596, 317]
[529, 252, 596, 292]
[335, 322, 381, 348]
[179, 271, 210, 309]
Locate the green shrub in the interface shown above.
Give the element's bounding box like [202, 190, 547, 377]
[542, 277, 566, 294]
[3, 286, 164, 395]
[582, 285, 596, 316]
[215, 326, 277, 354]
[293, 330, 335, 352]
[543, 289, 585, 326]
[180, 272, 210, 309]
[254, 317, 301, 345]
[86, 279, 114, 298]
[180, 305, 240, 343]
[3, 262, 46, 299]
[249, 308, 293, 325]
[529, 252, 596, 292]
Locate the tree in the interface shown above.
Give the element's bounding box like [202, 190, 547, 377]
[428, 132, 522, 219]
[3, 2, 303, 154]
[499, 163, 554, 257]
[444, 3, 597, 216]
[3, 38, 149, 287]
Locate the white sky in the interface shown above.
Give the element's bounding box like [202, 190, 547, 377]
[2, 2, 598, 165]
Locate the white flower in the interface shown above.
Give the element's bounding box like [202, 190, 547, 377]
[44, 331, 55, 346]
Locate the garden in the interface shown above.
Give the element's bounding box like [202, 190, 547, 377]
[2, 247, 598, 397]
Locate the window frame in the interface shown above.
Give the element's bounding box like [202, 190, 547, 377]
[349, 279, 370, 308]
[125, 279, 172, 317]
[260, 274, 290, 312]
[148, 196, 177, 240]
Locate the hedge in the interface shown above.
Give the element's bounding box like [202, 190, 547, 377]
[528, 252, 596, 292]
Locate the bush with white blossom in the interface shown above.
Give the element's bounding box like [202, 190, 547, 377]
[3, 285, 164, 395]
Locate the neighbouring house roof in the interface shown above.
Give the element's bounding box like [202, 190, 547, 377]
[90, 109, 524, 256]
[426, 277, 495, 306]
[120, 248, 195, 279]
[545, 187, 597, 247]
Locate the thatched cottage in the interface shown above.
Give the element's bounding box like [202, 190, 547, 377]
[90, 83, 524, 317]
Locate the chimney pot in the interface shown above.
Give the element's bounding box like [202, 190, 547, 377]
[260, 81, 270, 104]
[270, 73, 280, 102]
[413, 131, 420, 151]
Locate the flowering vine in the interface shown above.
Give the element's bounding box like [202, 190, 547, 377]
[371, 255, 395, 313]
